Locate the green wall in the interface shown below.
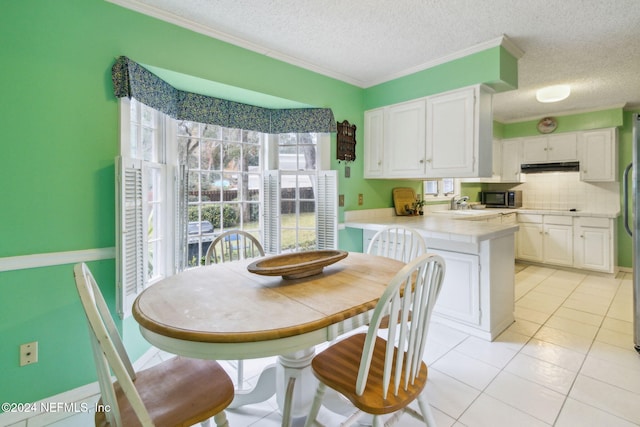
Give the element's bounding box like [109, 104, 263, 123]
[0, 0, 364, 406]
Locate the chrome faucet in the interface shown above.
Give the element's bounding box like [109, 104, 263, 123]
[450, 195, 469, 210]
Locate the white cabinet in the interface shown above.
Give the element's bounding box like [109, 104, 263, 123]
[542, 216, 573, 267]
[522, 133, 578, 163]
[384, 99, 427, 177]
[501, 138, 523, 182]
[579, 128, 618, 182]
[516, 215, 544, 262]
[492, 139, 502, 178]
[426, 85, 493, 178]
[517, 213, 615, 272]
[363, 84, 493, 179]
[363, 108, 385, 178]
[430, 249, 481, 326]
[517, 214, 573, 266]
[574, 217, 614, 273]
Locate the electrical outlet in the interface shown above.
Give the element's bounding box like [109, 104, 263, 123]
[338, 194, 344, 207]
[20, 341, 38, 366]
[358, 193, 363, 205]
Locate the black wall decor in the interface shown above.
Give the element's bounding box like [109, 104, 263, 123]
[336, 120, 356, 162]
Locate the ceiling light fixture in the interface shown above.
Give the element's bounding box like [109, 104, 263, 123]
[536, 85, 571, 103]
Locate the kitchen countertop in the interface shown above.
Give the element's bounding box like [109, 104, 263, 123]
[344, 207, 618, 247]
[344, 211, 519, 244]
[514, 208, 619, 218]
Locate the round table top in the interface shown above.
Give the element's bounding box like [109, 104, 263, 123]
[133, 252, 404, 344]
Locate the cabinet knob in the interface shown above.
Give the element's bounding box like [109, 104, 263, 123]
[420, 159, 424, 163]
[544, 147, 548, 151]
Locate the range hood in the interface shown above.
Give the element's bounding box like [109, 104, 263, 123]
[521, 161, 580, 173]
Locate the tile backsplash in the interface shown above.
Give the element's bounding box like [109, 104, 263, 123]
[486, 172, 620, 213]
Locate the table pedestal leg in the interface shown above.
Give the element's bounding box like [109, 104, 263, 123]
[228, 363, 277, 409]
[276, 348, 318, 421]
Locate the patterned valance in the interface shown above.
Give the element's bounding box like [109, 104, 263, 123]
[112, 56, 336, 134]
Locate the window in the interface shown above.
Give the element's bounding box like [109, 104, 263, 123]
[177, 122, 263, 267]
[116, 100, 337, 316]
[116, 98, 174, 316]
[277, 133, 318, 252]
[423, 178, 459, 200]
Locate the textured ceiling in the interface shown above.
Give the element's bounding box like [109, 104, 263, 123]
[110, 0, 640, 122]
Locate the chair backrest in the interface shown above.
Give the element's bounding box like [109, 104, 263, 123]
[366, 226, 427, 263]
[73, 263, 153, 426]
[205, 230, 265, 265]
[356, 253, 445, 399]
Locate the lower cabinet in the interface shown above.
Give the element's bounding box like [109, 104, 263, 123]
[517, 213, 615, 273]
[574, 217, 613, 272]
[360, 226, 516, 340]
[429, 249, 480, 326]
[543, 219, 573, 267]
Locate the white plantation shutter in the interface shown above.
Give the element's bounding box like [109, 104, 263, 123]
[175, 164, 188, 272]
[115, 156, 145, 317]
[316, 170, 338, 249]
[262, 170, 281, 254]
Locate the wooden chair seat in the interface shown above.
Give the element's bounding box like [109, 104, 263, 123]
[95, 356, 234, 427]
[304, 254, 445, 427]
[311, 333, 427, 415]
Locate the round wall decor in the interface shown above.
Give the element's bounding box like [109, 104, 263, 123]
[537, 116, 558, 134]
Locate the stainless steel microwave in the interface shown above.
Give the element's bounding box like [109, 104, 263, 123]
[481, 191, 522, 208]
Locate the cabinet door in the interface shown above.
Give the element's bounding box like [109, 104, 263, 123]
[574, 225, 611, 272]
[501, 139, 522, 182]
[522, 136, 548, 163]
[426, 87, 476, 177]
[364, 108, 385, 178]
[492, 139, 502, 177]
[384, 100, 426, 177]
[431, 249, 481, 326]
[517, 222, 543, 261]
[543, 224, 573, 266]
[580, 128, 617, 182]
[547, 133, 577, 162]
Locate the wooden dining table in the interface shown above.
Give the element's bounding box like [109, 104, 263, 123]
[132, 251, 404, 425]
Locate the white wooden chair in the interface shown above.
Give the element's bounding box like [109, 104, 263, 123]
[73, 263, 234, 427]
[205, 230, 265, 265]
[205, 229, 265, 390]
[304, 253, 446, 427]
[367, 226, 427, 262]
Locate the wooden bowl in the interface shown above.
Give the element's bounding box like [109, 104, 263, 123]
[247, 250, 348, 280]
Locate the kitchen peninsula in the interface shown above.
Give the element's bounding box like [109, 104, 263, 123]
[345, 208, 519, 341]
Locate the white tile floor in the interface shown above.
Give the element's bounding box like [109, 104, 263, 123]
[26, 264, 640, 426]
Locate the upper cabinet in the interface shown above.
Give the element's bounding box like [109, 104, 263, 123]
[579, 128, 618, 182]
[363, 108, 385, 178]
[499, 127, 618, 183]
[384, 99, 427, 177]
[500, 138, 523, 183]
[363, 84, 493, 179]
[521, 133, 578, 163]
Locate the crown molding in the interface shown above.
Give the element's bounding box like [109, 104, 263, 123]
[364, 35, 523, 88]
[107, 1, 524, 89]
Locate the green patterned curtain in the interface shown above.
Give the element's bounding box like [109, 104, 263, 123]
[112, 56, 336, 134]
